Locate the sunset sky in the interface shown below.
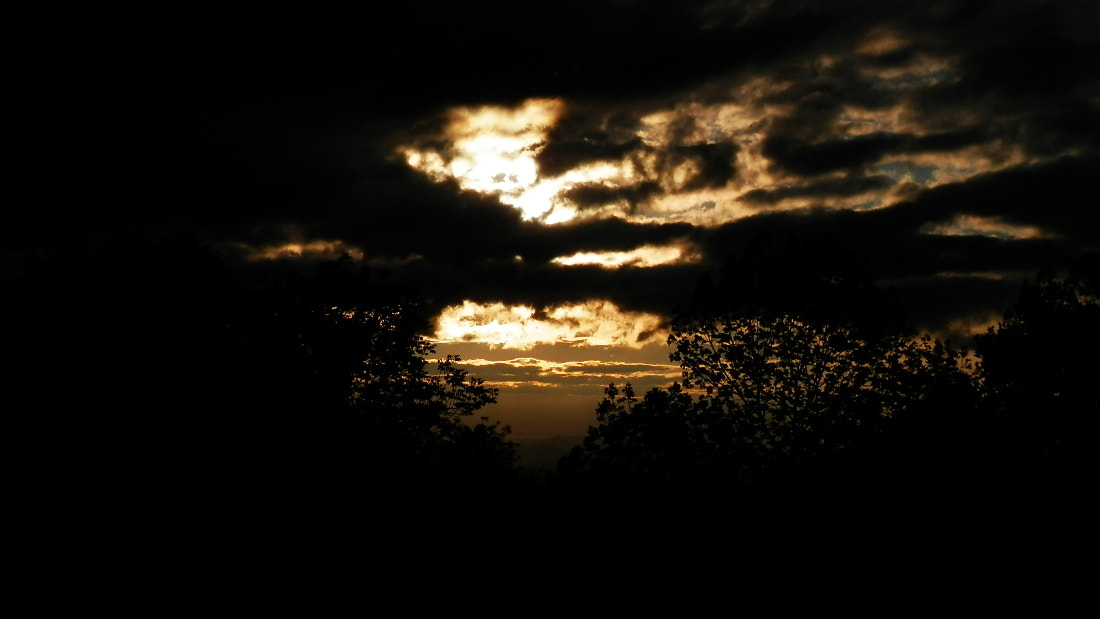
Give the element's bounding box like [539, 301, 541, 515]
[7, 1, 1098, 441]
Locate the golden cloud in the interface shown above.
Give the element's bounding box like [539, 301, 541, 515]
[400, 98, 568, 221]
[397, 66, 1051, 228]
[550, 241, 701, 268]
[921, 214, 1057, 239]
[433, 300, 667, 350]
[461, 356, 677, 375]
[455, 356, 682, 390]
[239, 239, 364, 261]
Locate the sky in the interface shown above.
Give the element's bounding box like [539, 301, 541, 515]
[6, 1, 1099, 441]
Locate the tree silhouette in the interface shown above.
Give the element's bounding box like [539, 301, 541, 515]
[560, 234, 980, 506]
[558, 382, 716, 505]
[214, 258, 519, 509]
[671, 315, 889, 464]
[5, 237, 517, 522]
[974, 265, 1100, 487]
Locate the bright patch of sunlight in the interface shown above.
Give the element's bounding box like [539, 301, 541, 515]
[399, 98, 565, 220]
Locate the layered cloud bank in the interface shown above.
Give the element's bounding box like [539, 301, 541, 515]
[8, 1, 1098, 342]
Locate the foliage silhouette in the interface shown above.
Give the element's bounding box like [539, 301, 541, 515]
[558, 382, 714, 505]
[673, 316, 976, 476]
[5, 236, 517, 519]
[560, 234, 981, 507]
[973, 264, 1100, 487]
[560, 325, 977, 500]
[202, 255, 519, 510]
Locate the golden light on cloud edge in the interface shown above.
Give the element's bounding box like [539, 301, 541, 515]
[240, 240, 365, 261]
[921, 214, 1056, 240]
[398, 96, 782, 225]
[461, 357, 679, 373]
[433, 300, 667, 350]
[550, 241, 701, 268]
[457, 357, 682, 389]
[855, 26, 911, 57]
[399, 98, 567, 221]
[397, 58, 1054, 229]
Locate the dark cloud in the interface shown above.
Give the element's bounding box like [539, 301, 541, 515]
[678, 142, 740, 189]
[536, 110, 645, 177]
[878, 155, 1100, 245]
[740, 175, 894, 204]
[536, 137, 646, 178]
[542, 146, 739, 216]
[764, 129, 989, 177]
[521, 217, 696, 259]
[5, 0, 1098, 344]
[563, 182, 663, 211]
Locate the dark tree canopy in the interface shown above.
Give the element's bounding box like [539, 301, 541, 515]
[560, 248, 1100, 524]
[5, 236, 517, 525]
[560, 321, 976, 498]
[560, 234, 980, 505]
[974, 264, 1100, 484]
[670, 316, 974, 467]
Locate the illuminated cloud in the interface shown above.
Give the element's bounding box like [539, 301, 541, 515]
[400, 94, 779, 225]
[550, 241, 701, 268]
[433, 300, 667, 350]
[921, 214, 1057, 239]
[932, 271, 1013, 281]
[395, 51, 1031, 230]
[486, 380, 561, 390]
[856, 43, 957, 91]
[399, 98, 567, 220]
[855, 26, 911, 57]
[239, 239, 365, 261]
[458, 357, 681, 385]
[874, 143, 1035, 189]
